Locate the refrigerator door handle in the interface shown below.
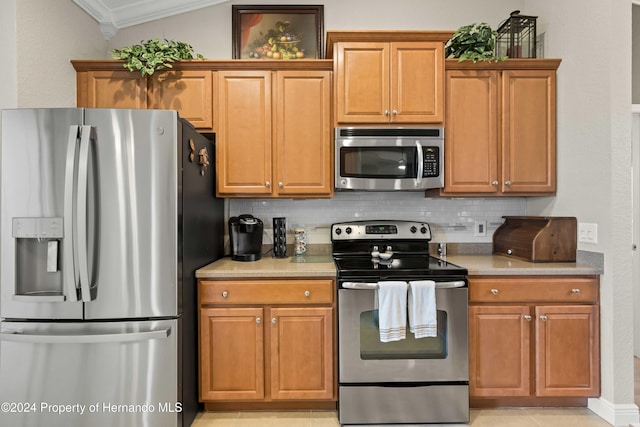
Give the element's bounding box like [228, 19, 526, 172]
[63, 125, 80, 302]
[0, 328, 171, 344]
[77, 126, 97, 302]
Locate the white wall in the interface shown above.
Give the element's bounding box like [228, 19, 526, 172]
[108, 0, 523, 57]
[633, 5, 640, 103]
[526, 0, 636, 425]
[0, 1, 17, 111]
[14, 0, 106, 107]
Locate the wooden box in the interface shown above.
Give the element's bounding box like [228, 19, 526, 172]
[492, 216, 577, 262]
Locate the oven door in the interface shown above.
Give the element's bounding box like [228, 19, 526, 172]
[338, 280, 468, 383]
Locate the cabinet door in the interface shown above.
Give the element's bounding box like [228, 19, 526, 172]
[199, 307, 265, 401]
[501, 69, 556, 193]
[535, 305, 600, 397]
[269, 307, 334, 400]
[391, 42, 443, 123]
[335, 42, 390, 123]
[216, 71, 272, 195]
[148, 70, 213, 131]
[444, 70, 499, 193]
[275, 71, 332, 196]
[469, 305, 531, 397]
[77, 70, 147, 109]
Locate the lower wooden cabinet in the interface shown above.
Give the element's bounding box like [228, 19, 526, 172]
[468, 276, 600, 404]
[198, 279, 335, 406]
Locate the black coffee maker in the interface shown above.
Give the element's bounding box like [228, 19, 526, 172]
[229, 214, 263, 261]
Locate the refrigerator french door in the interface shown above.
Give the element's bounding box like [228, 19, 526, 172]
[0, 108, 224, 427]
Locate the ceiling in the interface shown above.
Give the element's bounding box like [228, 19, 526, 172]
[73, 0, 230, 39]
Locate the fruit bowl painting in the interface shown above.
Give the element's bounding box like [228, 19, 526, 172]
[232, 5, 324, 60]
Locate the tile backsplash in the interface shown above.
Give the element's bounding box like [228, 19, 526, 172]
[229, 192, 525, 246]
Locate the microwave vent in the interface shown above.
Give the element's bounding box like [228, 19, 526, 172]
[337, 128, 442, 138]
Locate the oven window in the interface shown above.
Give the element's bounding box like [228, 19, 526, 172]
[340, 147, 417, 179]
[359, 309, 447, 359]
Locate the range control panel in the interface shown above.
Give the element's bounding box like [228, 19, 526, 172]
[331, 220, 432, 241]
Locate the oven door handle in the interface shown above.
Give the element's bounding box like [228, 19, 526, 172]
[341, 280, 466, 290]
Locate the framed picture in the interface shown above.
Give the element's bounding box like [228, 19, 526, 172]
[232, 5, 324, 60]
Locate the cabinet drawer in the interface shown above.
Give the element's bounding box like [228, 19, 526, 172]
[200, 279, 334, 305]
[469, 277, 598, 303]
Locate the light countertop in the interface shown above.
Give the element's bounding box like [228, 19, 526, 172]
[196, 255, 336, 279]
[440, 254, 602, 276]
[196, 253, 602, 279]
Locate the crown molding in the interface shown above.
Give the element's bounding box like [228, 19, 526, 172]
[73, 0, 230, 39]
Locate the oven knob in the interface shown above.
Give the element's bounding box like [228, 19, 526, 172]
[345, 227, 352, 235]
[420, 226, 428, 234]
[335, 227, 342, 235]
[410, 226, 417, 233]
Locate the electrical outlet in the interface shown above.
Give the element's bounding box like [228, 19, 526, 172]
[578, 223, 598, 244]
[474, 220, 487, 237]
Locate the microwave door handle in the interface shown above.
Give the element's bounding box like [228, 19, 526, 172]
[77, 126, 97, 302]
[415, 141, 423, 187]
[63, 125, 80, 302]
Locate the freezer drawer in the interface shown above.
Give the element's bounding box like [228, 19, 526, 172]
[0, 319, 180, 427]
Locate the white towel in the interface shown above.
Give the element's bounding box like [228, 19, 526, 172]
[377, 281, 408, 343]
[408, 280, 437, 338]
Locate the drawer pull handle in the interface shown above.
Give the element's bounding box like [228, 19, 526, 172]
[256, 317, 261, 324]
[571, 288, 581, 294]
[524, 315, 532, 321]
[540, 315, 548, 321]
[222, 291, 228, 298]
[271, 318, 277, 324]
[492, 180, 499, 186]
[490, 289, 499, 295]
[304, 290, 311, 297]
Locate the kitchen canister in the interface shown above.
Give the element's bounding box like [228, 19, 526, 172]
[293, 228, 306, 256]
[273, 217, 287, 258]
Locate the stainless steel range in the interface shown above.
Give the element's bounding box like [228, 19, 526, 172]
[332, 220, 469, 426]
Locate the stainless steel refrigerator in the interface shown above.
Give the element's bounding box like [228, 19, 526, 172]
[0, 108, 224, 427]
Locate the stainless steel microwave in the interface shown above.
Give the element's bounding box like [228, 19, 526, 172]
[335, 127, 444, 191]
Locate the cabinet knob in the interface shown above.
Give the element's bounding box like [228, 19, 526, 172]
[256, 317, 261, 324]
[304, 290, 311, 297]
[507, 249, 513, 255]
[265, 181, 271, 188]
[222, 291, 228, 298]
[492, 181, 499, 186]
[278, 182, 284, 188]
[571, 288, 581, 294]
[524, 315, 532, 321]
[271, 317, 277, 324]
[490, 289, 499, 295]
[384, 110, 390, 116]
[505, 181, 512, 186]
[392, 109, 398, 115]
[540, 315, 548, 321]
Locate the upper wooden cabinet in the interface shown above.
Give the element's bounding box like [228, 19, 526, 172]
[442, 59, 561, 196]
[72, 61, 214, 131]
[148, 70, 213, 130]
[72, 61, 333, 198]
[215, 67, 332, 198]
[327, 31, 451, 125]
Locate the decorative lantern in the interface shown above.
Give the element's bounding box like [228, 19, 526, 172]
[496, 10, 537, 58]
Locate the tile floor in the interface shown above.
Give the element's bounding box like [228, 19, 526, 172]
[192, 358, 640, 427]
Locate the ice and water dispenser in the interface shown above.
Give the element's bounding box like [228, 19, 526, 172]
[12, 217, 65, 301]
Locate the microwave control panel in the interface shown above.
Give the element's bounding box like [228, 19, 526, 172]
[423, 147, 440, 177]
